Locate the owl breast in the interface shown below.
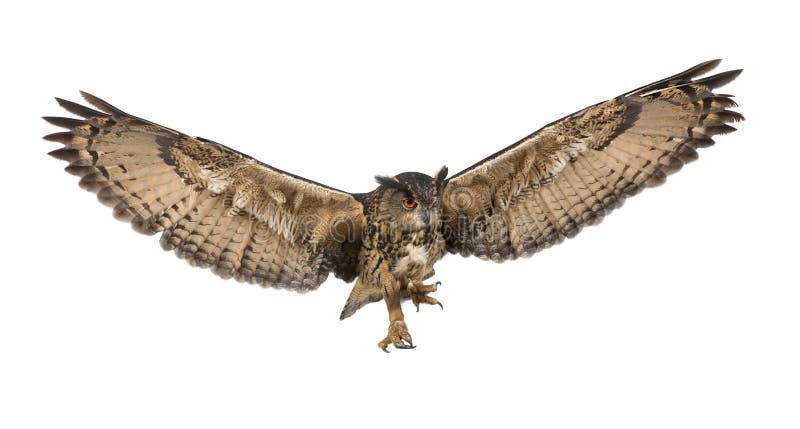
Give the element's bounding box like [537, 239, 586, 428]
[390, 225, 447, 280]
[392, 242, 429, 277]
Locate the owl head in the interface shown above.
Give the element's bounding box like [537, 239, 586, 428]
[370, 166, 449, 229]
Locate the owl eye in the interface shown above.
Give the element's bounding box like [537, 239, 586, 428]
[402, 198, 418, 209]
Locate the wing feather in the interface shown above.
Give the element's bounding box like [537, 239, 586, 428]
[45, 93, 365, 289]
[443, 60, 742, 261]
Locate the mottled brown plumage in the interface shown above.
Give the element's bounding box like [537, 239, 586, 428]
[443, 60, 742, 261]
[44, 60, 742, 351]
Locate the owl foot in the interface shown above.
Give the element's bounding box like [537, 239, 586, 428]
[408, 281, 443, 312]
[378, 320, 414, 352]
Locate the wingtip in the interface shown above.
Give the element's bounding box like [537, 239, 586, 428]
[42, 116, 73, 127]
[54, 95, 108, 118]
[79, 90, 100, 105]
[690, 58, 723, 77]
[42, 131, 72, 142]
[78, 90, 119, 114]
[698, 68, 743, 89]
[726, 68, 744, 84]
[697, 60, 744, 82]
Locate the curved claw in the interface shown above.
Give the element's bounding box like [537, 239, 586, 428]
[410, 284, 443, 311]
[379, 320, 414, 352]
[396, 334, 414, 349]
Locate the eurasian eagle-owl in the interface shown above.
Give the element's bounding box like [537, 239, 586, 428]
[43, 60, 742, 351]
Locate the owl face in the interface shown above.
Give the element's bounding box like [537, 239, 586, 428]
[373, 167, 448, 232]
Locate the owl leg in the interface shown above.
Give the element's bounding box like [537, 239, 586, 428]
[377, 275, 414, 352]
[407, 280, 443, 312]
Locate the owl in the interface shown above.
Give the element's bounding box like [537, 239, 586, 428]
[44, 59, 742, 351]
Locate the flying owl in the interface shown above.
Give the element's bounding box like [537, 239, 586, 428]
[44, 60, 742, 351]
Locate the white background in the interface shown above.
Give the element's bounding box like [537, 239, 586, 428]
[1, 1, 797, 428]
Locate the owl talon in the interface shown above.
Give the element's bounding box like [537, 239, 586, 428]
[411, 292, 442, 312]
[378, 320, 414, 352]
[408, 281, 442, 311]
[396, 340, 415, 349]
[410, 281, 439, 294]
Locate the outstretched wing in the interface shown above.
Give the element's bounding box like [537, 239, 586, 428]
[442, 60, 743, 261]
[44, 92, 364, 291]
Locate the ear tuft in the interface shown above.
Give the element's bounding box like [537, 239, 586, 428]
[375, 175, 410, 192]
[375, 175, 396, 186]
[434, 166, 448, 192]
[435, 166, 448, 182]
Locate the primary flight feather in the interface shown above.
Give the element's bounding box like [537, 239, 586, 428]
[44, 60, 743, 351]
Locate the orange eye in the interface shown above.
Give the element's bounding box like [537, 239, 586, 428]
[402, 198, 417, 209]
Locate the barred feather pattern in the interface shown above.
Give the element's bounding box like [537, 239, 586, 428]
[443, 59, 743, 261]
[45, 93, 364, 290]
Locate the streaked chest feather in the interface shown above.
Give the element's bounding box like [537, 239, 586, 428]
[393, 243, 429, 274]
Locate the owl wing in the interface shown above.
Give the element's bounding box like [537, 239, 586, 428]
[45, 92, 364, 291]
[442, 60, 742, 261]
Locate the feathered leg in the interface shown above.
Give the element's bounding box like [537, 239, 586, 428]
[376, 265, 414, 352]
